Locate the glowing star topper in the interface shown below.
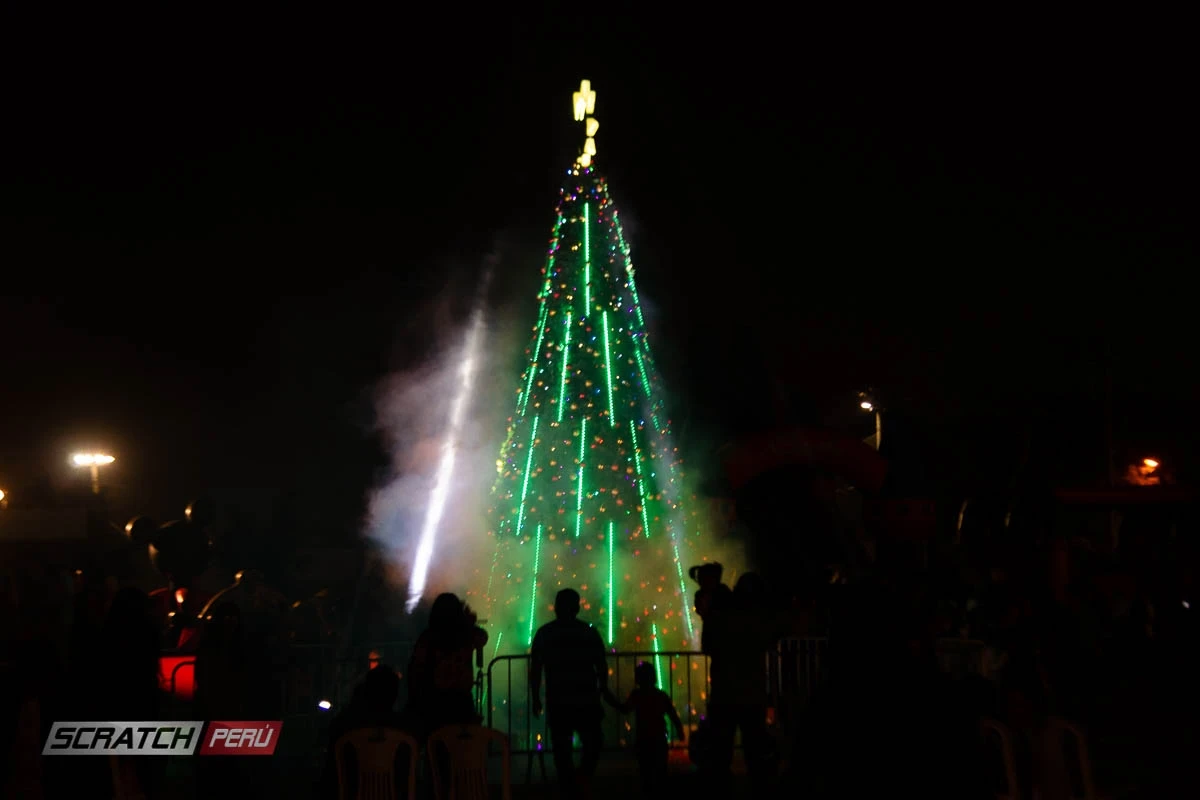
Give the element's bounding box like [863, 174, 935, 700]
[572, 79, 596, 121]
[572, 79, 599, 167]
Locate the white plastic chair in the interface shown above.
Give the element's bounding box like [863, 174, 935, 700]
[1041, 717, 1098, 800]
[110, 756, 145, 800]
[335, 727, 419, 800]
[427, 723, 511, 800]
[981, 718, 1020, 800]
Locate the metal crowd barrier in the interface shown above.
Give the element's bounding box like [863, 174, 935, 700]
[484, 649, 711, 782]
[156, 634, 984, 774]
[485, 649, 712, 757]
[283, 641, 416, 714]
[485, 637, 984, 760]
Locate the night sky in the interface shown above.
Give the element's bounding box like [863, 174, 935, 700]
[2, 11, 1193, 536]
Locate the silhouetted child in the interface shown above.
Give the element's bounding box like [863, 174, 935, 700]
[689, 562, 732, 652]
[605, 662, 684, 793]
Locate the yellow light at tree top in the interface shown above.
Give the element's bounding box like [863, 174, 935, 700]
[572, 80, 595, 121]
[573, 79, 599, 167]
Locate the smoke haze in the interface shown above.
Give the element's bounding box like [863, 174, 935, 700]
[364, 263, 522, 616]
[364, 256, 748, 648]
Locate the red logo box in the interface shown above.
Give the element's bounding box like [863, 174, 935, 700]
[199, 721, 282, 755]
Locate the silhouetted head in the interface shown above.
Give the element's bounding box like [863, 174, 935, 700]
[429, 593, 465, 631]
[360, 663, 400, 710]
[203, 602, 243, 648]
[734, 572, 766, 599]
[554, 589, 581, 620]
[106, 587, 151, 631]
[185, 497, 216, 528]
[102, 588, 157, 661]
[211, 601, 242, 627]
[634, 661, 656, 689]
[124, 516, 159, 547]
[149, 519, 211, 587]
[236, 569, 265, 589]
[689, 562, 723, 589]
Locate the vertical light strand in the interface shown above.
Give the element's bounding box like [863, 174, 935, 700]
[613, 209, 647, 332]
[607, 520, 615, 644]
[518, 306, 548, 416]
[651, 622, 665, 690]
[527, 523, 543, 645]
[556, 311, 572, 422]
[627, 272, 648, 333]
[575, 417, 587, 537]
[513, 415, 541, 537]
[672, 543, 695, 641]
[632, 342, 652, 398]
[629, 419, 652, 539]
[602, 310, 615, 427]
[583, 202, 591, 314]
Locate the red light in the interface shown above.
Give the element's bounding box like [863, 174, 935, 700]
[159, 656, 195, 701]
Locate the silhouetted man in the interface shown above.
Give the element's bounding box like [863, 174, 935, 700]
[704, 573, 778, 795]
[530, 588, 607, 797]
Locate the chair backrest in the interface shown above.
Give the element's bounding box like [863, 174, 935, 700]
[335, 727, 419, 800]
[110, 756, 146, 800]
[427, 724, 511, 800]
[1043, 717, 1097, 800]
[980, 718, 1019, 800]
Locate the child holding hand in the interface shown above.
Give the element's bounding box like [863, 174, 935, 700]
[605, 662, 685, 793]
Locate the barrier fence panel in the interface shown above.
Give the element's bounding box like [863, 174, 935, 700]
[278, 642, 416, 767]
[772, 637, 829, 705]
[603, 650, 710, 751]
[770, 637, 829, 734]
[150, 635, 982, 774]
[486, 637, 983, 760]
[284, 641, 416, 716]
[486, 650, 711, 758]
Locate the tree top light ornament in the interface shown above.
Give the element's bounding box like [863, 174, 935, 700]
[573, 79, 599, 167]
[478, 80, 722, 669]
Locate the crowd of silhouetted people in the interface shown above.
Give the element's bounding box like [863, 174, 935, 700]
[3, 513, 1198, 798]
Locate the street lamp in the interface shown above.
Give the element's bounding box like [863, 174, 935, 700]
[1126, 457, 1162, 486]
[72, 453, 115, 494]
[0, 488, 6, 508]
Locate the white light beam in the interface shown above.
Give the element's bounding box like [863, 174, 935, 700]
[406, 298, 487, 613]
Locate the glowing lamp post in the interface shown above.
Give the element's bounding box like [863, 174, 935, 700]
[73, 453, 115, 494]
[0, 488, 6, 509]
[1126, 457, 1163, 486]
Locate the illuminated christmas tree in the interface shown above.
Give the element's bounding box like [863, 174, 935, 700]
[482, 81, 707, 661]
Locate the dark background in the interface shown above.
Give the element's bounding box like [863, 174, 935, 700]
[1, 9, 1193, 540]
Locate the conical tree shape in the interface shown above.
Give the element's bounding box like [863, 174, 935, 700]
[483, 159, 705, 656]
